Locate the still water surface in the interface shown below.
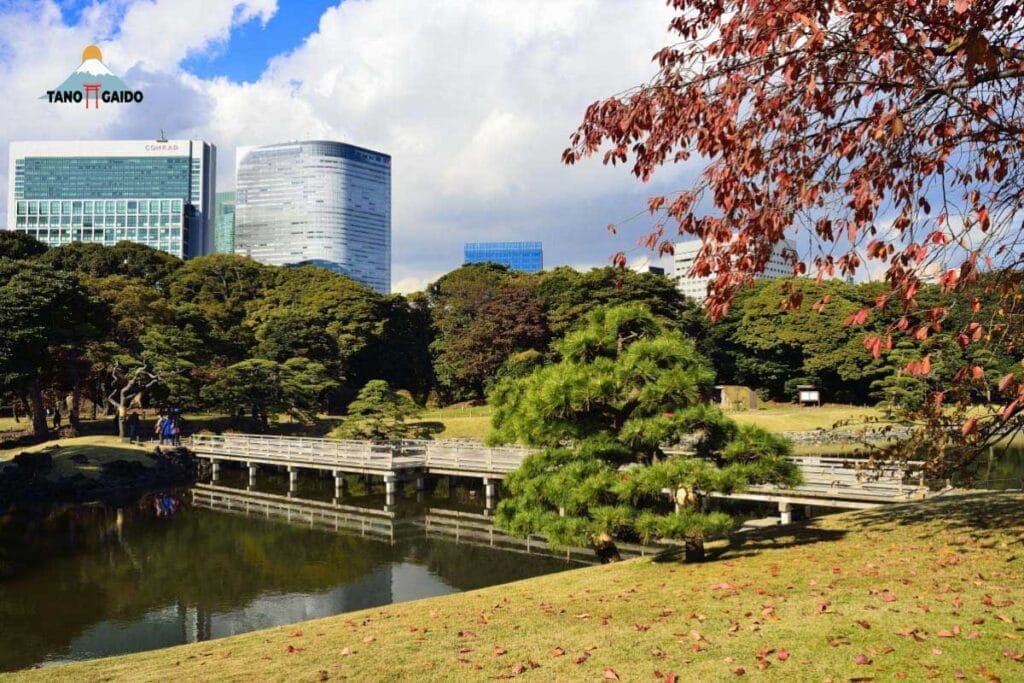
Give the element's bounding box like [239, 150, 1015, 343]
[0, 469, 578, 672]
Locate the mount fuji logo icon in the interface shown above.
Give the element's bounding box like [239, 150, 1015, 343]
[44, 45, 144, 108]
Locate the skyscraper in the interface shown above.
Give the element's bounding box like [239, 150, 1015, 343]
[7, 139, 216, 259]
[463, 241, 543, 272]
[672, 238, 798, 301]
[214, 191, 235, 254]
[234, 140, 391, 293]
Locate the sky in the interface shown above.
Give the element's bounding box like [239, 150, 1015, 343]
[0, 0, 690, 292]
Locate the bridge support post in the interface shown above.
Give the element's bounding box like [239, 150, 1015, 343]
[779, 501, 792, 525]
[211, 459, 220, 483]
[484, 478, 496, 510]
[334, 470, 344, 500]
[384, 475, 397, 507]
[288, 467, 298, 496]
[415, 475, 426, 492]
[248, 463, 257, 489]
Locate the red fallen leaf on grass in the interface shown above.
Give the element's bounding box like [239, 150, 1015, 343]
[815, 601, 830, 614]
[634, 624, 651, 632]
[362, 635, 375, 643]
[603, 668, 621, 680]
[550, 647, 565, 657]
[286, 645, 304, 653]
[732, 666, 745, 676]
[459, 630, 477, 639]
[457, 658, 471, 665]
[458, 647, 473, 654]
[290, 630, 303, 637]
[997, 614, 1015, 624]
[855, 654, 873, 665]
[572, 652, 590, 665]
[967, 631, 981, 639]
[340, 647, 353, 656]
[881, 594, 897, 603]
[494, 646, 508, 656]
[856, 620, 871, 629]
[1004, 650, 1024, 662]
[936, 630, 956, 637]
[512, 664, 527, 674]
[777, 649, 790, 661]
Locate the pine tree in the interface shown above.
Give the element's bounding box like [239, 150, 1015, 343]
[488, 304, 798, 561]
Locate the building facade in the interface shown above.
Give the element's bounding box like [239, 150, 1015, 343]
[7, 139, 216, 259]
[234, 140, 391, 293]
[463, 241, 543, 272]
[214, 191, 235, 254]
[672, 238, 798, 301]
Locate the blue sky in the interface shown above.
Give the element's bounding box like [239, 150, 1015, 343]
[180, 1, 339, 82]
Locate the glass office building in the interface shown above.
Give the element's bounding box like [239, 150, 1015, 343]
[6, 139, 216, 259]
[214, 191, 235, 254]
[235, 140, 391, 293]
[464, 241, 543, 272]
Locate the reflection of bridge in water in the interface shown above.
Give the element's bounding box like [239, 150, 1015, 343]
[190, 484, 657, 564]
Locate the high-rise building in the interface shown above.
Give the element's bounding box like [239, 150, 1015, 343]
[234, 140, 391, 293]
[7, 139, 216, 259]
[672, 238, 798, 301]
[214, 191, 235, 254]
[464, 241, 543, 272]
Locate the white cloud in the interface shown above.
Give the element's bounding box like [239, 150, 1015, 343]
[1, 0, 692, 291]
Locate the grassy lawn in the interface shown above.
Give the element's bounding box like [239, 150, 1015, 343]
[0, 436, 155, 478]
[730, 404, 889, 432]
[13, 492, 1023, 682]
[410, 404, 895, 443]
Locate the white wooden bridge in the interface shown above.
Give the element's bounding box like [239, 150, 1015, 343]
[190, 434, 935, 521]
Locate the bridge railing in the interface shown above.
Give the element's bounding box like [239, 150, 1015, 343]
[191, 433, 406, 471]
[424, 444, 530, 475]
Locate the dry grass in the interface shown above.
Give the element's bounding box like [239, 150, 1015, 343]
[12, 492, 1024, 682]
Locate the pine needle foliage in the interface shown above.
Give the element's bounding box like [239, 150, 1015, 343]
[489, 304, 798, 559]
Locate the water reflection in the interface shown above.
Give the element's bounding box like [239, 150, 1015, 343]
[0, 474, 580, 672]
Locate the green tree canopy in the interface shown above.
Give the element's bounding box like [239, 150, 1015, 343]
[0, 232, 47, 261]
[0, 259, 107, 436]
[200, 358, 336, 427]
[332, 380, 426, 441]
[488, 304, 796, 561]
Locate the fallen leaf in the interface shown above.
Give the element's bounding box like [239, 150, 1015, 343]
[494, 645, 508, 656]
[603, 668, 620, 680]
[550, 647, 565, 657]
[732, 666, 745, 676]
[362, 635, 375, 644]
[340, 648, 353, 657]
[856, 620, 872, 629]
[290, 630, 304, 637]
[777, 649, 790, 661]
[855, 654, 873, 665]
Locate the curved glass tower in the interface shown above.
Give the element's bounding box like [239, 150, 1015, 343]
[234, 141, 391, 293]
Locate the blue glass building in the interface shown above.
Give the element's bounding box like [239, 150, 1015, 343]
[214, 191, 235, 254]
[464, 241, 543, 272]
[235, 141, 391, 293]
[6, 139, 216, 259]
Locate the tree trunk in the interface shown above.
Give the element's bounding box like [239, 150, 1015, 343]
[28, 379, 48, 438]
[684, 537, 705, 563]
[68, 367, 82, 436]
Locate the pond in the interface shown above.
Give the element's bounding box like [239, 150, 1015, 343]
[0, 468, 584, 673]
